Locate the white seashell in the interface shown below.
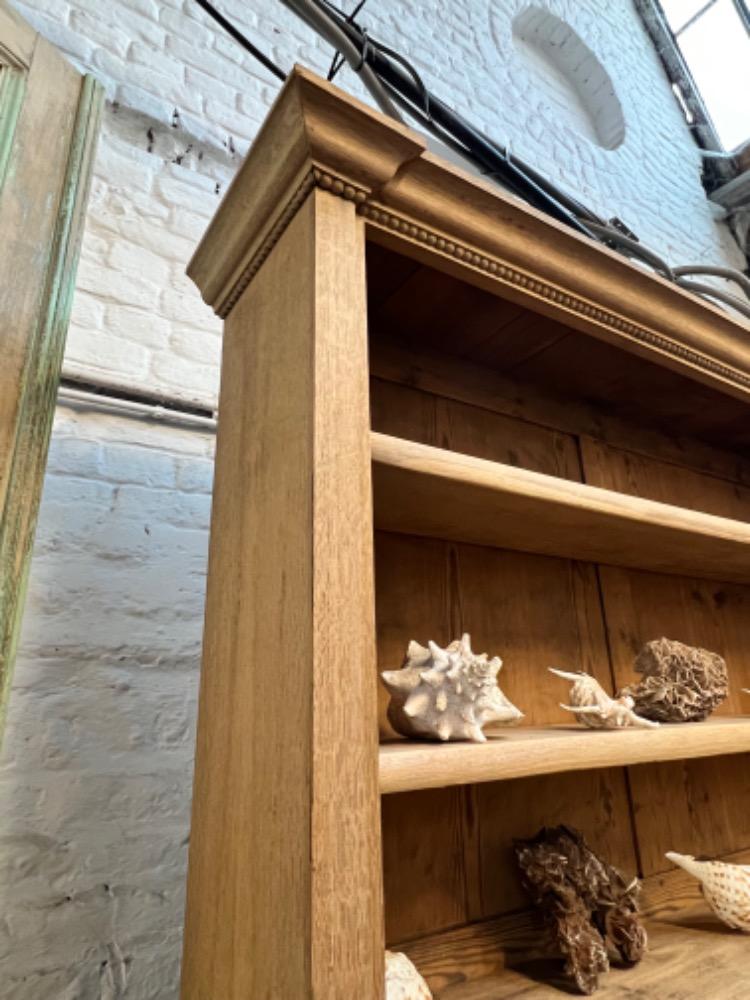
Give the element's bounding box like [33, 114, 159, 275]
[549, 668, 659, 729]
[381, 634, 523, 742]
[385, 950, 432, 999]
[666, 852, 750, 931]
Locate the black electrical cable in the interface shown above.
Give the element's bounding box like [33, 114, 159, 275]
[193, 0, 287, 81]
[187, 0, 749, 314]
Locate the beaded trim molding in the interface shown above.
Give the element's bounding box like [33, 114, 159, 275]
[218, 168, 367, 317]
[359, 202, 750, 393]
[218, 168, 750, 395]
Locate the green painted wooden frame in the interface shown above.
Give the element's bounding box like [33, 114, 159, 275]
[0, 71, 103, 739]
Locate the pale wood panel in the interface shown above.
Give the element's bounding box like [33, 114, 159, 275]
[583, 441, 750, 879]
[372, 434, 750, 582]
[181, 192, 383, 999]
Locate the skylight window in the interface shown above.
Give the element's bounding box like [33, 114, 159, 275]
[659, 0, 750, 150]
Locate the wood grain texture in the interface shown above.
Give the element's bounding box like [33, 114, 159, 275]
[368, 330, 750, 487]
[403, 848, 750, 997]
[436, 913, 750, 1000]
[0, 18, 102, 739]
[374, 397, 634, 936]
[372, 433, 750, 583]
[382, 787, 468, 945]
[583, 441, 750, 879]
[0, 1, 35, 68]
[181, 191, 383, 999]
[379, 718, 750, 793]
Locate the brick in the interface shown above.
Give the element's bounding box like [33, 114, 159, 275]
[12, 7, 95, 66]
[159, 287, 217, 329]
[76, 265, 161, 311]
[104, 303, 172, 350]
[107, 241, 172, 286]
[170, 327, 222, 365]
[183, 65, 237, 109]
[69, 9, 131, 57]
[69, 291, 105, 331]
[154, 173, 218, 215]
[65, 327, 150, 378]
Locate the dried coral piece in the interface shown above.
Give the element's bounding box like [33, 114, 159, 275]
[549, 668, 659, 729]
[621, 637, 728, 723]
[515, 825, 646, 995]
[666, 852, 750, 931]
[381, 634, 523, 742]
[385, 950, 433, 999]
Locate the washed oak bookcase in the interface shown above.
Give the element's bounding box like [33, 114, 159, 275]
[180, 68, 750, 999]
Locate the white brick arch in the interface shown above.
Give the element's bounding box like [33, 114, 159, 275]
[510, 5, 625, 150]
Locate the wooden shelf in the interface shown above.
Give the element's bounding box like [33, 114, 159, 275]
[400, 852, 750, 998]
[436, 911, 750, 998]
[379, 717, 750, 793]
[371, 433, 750, 582]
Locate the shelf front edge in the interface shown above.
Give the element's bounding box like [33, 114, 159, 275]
[379, 718, 750, 793]
[371, 432, 750, 583]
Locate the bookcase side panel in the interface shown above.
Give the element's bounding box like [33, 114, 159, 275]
[182, 191, 383, 999]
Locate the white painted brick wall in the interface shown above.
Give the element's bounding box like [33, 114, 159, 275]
[1, 1, 747, 996]
[0, 406, 213, 999]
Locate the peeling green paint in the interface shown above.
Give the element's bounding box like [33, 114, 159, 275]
[0, 64, 26, 190]
[0, 73, 103, 744]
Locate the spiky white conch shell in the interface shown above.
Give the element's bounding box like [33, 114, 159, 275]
[666, 852, 750, 931]
[548, 667, 659, 730]
[385, 950, 432, 999]
[381, 634, 523, 743]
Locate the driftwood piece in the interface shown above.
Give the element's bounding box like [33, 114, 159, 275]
[515, 825, 646, 994]
[622, 637, 728, 723]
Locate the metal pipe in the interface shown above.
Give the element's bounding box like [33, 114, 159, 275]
[584, 222, 674, 279]
[57, 385, 218, 431]
[673, 264, 750, 298]
[674, 278, 750, 320]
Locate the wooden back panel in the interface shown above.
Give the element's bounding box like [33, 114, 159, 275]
[371, 355, 750, 948]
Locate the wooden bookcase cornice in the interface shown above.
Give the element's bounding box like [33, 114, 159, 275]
[189, 67, 750, 400]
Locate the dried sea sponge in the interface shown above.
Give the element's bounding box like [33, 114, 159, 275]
[621, 637, 728, 723]
[514, 825, 646, 995]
